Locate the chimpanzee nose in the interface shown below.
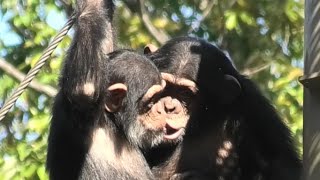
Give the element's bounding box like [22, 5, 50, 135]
[152, 96, 183, 116]
[165, 101, 176, 113]
[152, 101, 165, 116]
[161, 97, 182, 114]
[165, 105, 176, 113]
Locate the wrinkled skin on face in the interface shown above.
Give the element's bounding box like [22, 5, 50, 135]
[144, 44, 198, 144]
[131, 80, 169, 148]
[143, 37, 301, 180]
[142, 44, 198, 145]
[136, 80, 168, 131]
[151, 73, 197, 144]
[100, 50, 175, 150]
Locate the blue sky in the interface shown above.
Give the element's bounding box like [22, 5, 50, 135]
[0, 8, 67, 142]
[0, 8, 67, 50]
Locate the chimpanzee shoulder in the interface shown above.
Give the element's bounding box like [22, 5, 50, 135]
[144, 36, 301, 180]
[47, 0, 167, 179]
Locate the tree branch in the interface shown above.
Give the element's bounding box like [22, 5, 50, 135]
[0, 58, 57, 97]
[137, 0, 170, 45]
[188, 0, 216, 33]
[241, 63, 271, 77]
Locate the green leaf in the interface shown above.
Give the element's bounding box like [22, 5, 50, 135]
[17, 143, 31, 161]
[225, 12, 237, 30]
[37, 165, 48, 180]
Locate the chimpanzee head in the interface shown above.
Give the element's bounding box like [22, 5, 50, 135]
[104, 50, 170, 149]
[144, 37, 242, 144]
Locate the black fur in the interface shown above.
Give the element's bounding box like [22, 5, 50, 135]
[145, 36, 302, 180]
[46, 1, 163, 179]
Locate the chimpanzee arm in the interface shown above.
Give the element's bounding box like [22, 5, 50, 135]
[60, 0, 115, 105]
[48, 1, 115, 178]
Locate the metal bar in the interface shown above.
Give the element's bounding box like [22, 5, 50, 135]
[303, 0, 320, 179]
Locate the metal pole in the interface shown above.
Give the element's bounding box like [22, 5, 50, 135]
[301, 0, 320, 179]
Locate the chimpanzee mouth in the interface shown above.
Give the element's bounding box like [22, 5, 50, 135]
[164, 124, 185, 140]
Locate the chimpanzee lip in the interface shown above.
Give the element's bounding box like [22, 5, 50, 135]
[164, 124, 184, 140]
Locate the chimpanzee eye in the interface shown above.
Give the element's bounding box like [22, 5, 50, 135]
[180, 89, 193, 97]
[177, 88, 195, 99]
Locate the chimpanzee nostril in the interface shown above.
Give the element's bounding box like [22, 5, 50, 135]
[165, 105, 176, 113]
[151, 101, 163, 116]
[161, 97, 182, 114]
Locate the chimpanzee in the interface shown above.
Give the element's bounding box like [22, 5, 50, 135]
[143, 36, 302, 180]
[46, 0, 168, 179]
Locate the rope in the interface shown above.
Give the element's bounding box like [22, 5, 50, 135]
[0, 14, 76, 121]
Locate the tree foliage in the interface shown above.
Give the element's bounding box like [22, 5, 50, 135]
[0, 0, 303, 179]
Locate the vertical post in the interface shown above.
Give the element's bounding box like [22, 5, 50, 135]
[301, 0, 320, 179]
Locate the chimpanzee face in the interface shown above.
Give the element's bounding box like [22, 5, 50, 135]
[104, 51, 170, 149]
[155, 73, 197, 144]
[143, 37, 242, 145]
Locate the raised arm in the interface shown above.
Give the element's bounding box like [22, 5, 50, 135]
[60, 0, 115, 105]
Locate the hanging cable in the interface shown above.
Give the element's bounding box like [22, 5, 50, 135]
[0, 13, 76, 121]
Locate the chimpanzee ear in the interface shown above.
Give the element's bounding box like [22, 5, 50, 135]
[219, 75, 241, 104]
[105, 83, 127, 112]
[144, 44, 158, 54]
